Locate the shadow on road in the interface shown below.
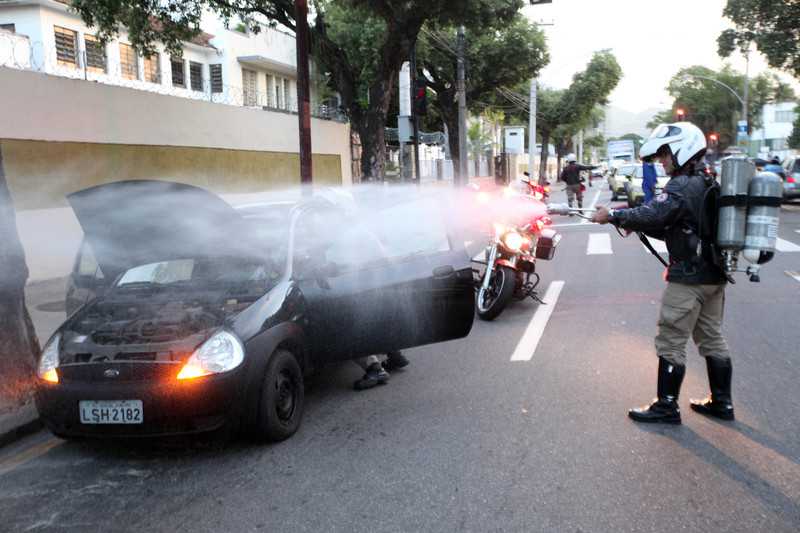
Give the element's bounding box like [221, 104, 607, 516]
[637, 422, 800, 525]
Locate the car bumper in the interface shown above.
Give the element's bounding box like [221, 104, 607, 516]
[783, 183, 800, 199]
[35, 368, 243, 438]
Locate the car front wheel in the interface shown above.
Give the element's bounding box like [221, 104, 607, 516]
[254, 349, 304, 442]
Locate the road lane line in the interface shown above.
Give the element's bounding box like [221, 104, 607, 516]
[785, 271, 800, 283]
[510, 281, 565, 362]
[580, 187, 603, 225]
[587, 233, 613, 255]
[641, 240, 668, 254]
[0, 438, 61, 477]
[776, 238, 800, 252]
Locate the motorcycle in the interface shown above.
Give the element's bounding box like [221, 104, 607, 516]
[475, 202, 560, 321]
[522, 171, 551, 201]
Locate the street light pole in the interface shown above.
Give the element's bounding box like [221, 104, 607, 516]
[295, 0, 312, 192]
[528, 78, 536, 179]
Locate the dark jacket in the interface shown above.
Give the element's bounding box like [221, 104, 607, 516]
[611, 172, 726, 285]
[560, 163, 594, 186]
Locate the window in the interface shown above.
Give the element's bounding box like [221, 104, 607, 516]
[76, 241, 104, 280]
[242, 68, 257, 106]
[283, 79, 291, 109]
[189, 61, 203, 92]
[276, 76, 284, 109]
[54, 26, 78, 67]
[210, 64, 223, 93]
[83, 34, 106, 73]
[775, 110, 796, 123]
[0, 23, 16, 33]
[119, 43, 138, 80]
[170, 57, 185, 87]
[143, 53, 160, 83]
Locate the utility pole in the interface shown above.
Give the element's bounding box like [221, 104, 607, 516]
[456, 26, 467, 186]
[410, 43, 422, 185]
[528, 78, 537, 178]
[295, 0, 312, 193]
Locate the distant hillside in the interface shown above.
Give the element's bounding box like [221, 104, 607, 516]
[602, 106, 663, 138]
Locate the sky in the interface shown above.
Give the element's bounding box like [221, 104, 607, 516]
[523, 0, 799, 114]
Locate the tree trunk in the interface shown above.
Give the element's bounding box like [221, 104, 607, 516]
[538, 131, 550, 185]
[0, 145, 40, 408]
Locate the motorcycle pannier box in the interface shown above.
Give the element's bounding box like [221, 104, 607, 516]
[535, 229, 561, 260]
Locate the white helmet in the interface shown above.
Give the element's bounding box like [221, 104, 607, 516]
[640, 121, 706, 168]
[566, 153, 577, 163]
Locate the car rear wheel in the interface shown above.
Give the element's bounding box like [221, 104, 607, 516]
[254, 349, 304, 442]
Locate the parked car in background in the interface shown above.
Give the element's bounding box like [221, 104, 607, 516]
[39, 181, 475, 442]
[607, 163, 637, 201]
[782, 156, 800, 201]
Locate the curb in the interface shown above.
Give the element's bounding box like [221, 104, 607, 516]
[0, 403, 42, 448]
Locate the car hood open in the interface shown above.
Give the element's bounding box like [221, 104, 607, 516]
[68, 180, 251, 281]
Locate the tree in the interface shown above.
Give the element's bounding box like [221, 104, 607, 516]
[718, 0, 800, 79]
[534, 51, 622, 182]
[789, 105, 800, 150]
[417, 14, 548, 179]
[0, 146, 40, 409]
[647, 65, 795, 148]
[72, 0, 524, 180]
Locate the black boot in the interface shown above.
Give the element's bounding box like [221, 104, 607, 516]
[690, 357, 734, 420]
[353, 363, 390, 391]
[629, 358, 685, 424]
[382, 351, 409, 371]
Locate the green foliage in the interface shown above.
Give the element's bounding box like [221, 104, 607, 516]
[417, 12, 548, 161]
[653, 64, 795, 148]
[719, 0, 800, 79]
[789, 104, 800, 150]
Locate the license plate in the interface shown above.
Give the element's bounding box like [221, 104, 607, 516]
[79, 400, 143, 424]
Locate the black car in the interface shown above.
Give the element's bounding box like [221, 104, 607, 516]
[36, 181, 475, 441]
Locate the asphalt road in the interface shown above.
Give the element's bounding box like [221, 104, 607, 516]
[1, 185, 799, 533]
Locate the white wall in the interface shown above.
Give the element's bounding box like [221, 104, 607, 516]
[0, 67, 352, 180]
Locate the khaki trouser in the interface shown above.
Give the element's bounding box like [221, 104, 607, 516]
[566, 183, 583, 207]
[655, 282, 731, 366]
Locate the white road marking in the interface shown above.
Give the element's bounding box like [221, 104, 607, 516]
[795, 230, 800, 234]
[587, 233, 613, 255]
[510, 281, 566, 362]
[776, 238, 800, 252]
[785, 271, 800, 283]
[641, 239, 668, 254]
[580, 187, 603, 225]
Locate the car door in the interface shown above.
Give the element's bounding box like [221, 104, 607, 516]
[294, 201, 474, 363]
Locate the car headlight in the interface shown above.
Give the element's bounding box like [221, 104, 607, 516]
[177, 330, 245, 380]
[38, 333, 61, 384]
[502, 231, 525, 252]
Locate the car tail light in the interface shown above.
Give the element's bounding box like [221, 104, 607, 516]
[788, 176, 797, 183]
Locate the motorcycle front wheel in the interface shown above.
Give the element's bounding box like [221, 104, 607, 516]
[477, 266, 516, 321]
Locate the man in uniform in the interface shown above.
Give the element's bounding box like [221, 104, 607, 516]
[560, 154, 595, 210]
[591, 122, 735, 424]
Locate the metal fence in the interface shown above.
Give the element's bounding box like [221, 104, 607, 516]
[0, 32, 346, 122]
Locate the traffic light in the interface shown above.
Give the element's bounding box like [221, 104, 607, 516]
[676, 107, 685, 121]
[414, 81, 427, 116]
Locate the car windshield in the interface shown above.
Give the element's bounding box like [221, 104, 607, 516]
[618, 165, 636, 176]
[634, 164, 667, 178]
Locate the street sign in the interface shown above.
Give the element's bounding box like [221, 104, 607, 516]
[737, 120, 748, 134]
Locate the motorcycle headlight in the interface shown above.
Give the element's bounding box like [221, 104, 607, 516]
[502, 231, 525, 252]
[177, 330, 245, 380]
[38, 333, 61, 383]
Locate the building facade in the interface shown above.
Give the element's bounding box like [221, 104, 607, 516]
[751, 101, 798, 160]
[0, 0, 332, 114]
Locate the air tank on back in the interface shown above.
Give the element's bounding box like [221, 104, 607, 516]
[717, 157, 753, 250]
[743, 171, 783, 281]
